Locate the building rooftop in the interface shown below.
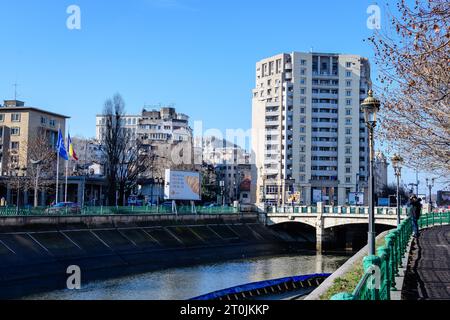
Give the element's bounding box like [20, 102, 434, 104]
[1, 100, 70, 119]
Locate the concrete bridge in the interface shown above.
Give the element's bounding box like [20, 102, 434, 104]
[261, 203, 429, 251]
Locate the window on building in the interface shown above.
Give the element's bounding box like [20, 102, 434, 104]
[346, 147, 352, 154]
[346, 128, 352, 135]
[346, 176, 352, 183]
[346, 109, 352, 115]
[346, 62, 352, 68]
[300, 88, 305, 95]
[346, 71, 352, 77]
[0, 114, 4, 122]
[41, 117, 47, 125]
[346, 90, 352, 97]
[301, 60, 306, 66]
[345, 118, 352, 125]
[346, 80, 352, 87]
[49, 119, 56, 127]
[346, 137, 352, 144]
[11, 141, 19, 150]
[11, 127, 20, 136]
[346, 157, 352, 164]
[11, 113, 21, 122]
[346, 99, 352, 106]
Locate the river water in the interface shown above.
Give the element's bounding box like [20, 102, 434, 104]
[24, 252, 350, 300]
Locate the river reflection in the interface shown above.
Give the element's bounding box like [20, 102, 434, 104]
[24, 252, 350, 300]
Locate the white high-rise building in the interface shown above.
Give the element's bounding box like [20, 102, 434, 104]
[251, 52, 372, 206]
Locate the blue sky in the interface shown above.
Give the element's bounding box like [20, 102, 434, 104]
[0, 0, 446, 193]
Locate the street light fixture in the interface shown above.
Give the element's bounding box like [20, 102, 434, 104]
[31, 159, 43, 208]
[425, 178, 435, 210]
[391, 153, 404, 226]
[361, 89, 380, 256]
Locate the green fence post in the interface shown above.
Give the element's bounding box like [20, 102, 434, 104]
[385, 233, 396, 291]
[377, 246, 390, 300]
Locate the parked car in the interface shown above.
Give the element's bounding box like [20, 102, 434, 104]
[202, 202, 220, 208]
[127, 195, 144, 206]
[161, 201, 173, 208]
[45, 202, 81, 214]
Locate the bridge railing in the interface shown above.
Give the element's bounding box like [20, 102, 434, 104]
[331, 211, 450, 300]
[0, 205, 240, 217]
[268, 205, 410, 216]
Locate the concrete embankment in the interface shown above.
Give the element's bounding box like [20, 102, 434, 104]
[0, 214, 307, 299]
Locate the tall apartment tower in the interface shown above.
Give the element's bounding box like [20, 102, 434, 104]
[251, 52, 372, 206]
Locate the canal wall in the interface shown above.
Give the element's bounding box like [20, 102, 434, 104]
[0, 214, 309, 299]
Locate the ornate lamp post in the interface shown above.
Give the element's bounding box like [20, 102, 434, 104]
[425, 178, 435, 211]
[361, 89, 380, 256]
[391, 154, 404, 226]
[31, 159, 43, 208]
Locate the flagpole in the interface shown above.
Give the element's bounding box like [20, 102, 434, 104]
[65, 158, 69, 203]
[56, 126, 60, 204]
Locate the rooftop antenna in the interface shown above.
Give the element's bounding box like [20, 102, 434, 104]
[13, 82, 19, 100]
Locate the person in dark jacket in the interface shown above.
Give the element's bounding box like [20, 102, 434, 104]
[410, 195, 422, 238]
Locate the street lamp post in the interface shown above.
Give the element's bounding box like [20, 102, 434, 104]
[425, 178, 435, 211]
[12, 166, 27, 215]
[361, 89, 380, 256]
[391, 154, 404, 226]
[31, 159, 43, 207]
[82, 140, 95, 208]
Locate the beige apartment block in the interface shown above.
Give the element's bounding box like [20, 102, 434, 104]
[251, 52, 372, 206]
[0, 100, 69, 175]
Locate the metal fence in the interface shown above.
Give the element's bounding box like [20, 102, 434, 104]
[331, 211, 450, 300]
[268, 205, 411, 215]
[0, 205, 240, 217]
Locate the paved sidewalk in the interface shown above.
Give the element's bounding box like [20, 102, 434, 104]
[402, 225, 450, 300]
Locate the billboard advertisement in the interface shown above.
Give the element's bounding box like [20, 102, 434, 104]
[164, 170, 201, 201]
[349, 192, 364, 205]
[437, 191, 450, 207]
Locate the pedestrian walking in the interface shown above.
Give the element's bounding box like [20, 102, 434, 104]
[410, 195, 422, 238]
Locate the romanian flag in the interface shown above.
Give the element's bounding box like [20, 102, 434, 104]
[68, 133, 78, 161]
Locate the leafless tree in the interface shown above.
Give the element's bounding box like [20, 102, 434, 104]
[101, 93, 126, 205]
[368, 0, 450, 183]
[116, 136, 150, 205]
[100, 93, 152, 205]
[1, 130, 57, 206]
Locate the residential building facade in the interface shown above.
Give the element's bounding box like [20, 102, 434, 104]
[0, 99, 69, 174]
[96, 106, 194, 203]
[251, 52, 371, 206]
[374, 151, 389, 196]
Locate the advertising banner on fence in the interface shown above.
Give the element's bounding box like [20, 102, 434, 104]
[164, 169, 201, 201]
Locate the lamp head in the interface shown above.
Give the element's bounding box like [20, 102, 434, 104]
[361, 89, 381, 125]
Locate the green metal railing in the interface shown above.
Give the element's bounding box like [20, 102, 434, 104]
[331, 211, 450, 300]
[0, 205, 239, 216]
